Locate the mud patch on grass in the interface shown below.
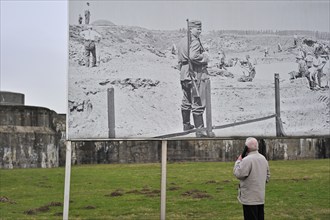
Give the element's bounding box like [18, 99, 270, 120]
[216, 187, 224, 192]
[205, 180, 218, 184]
[168, 186, 181, 191]
[291, 176, 312, 182]
[48, 202, 63, 207]
[36, 205, 50, 212]
[105, 189, 125, 197]
[181, 189, 213, 199]
[36, 180, 53, 188]
[84, 205, 96, 209]
[0, 196, 16, 204]
[141, 188, 161, 197]
[23, 201, 63, 215]
[24, 209, 37, 215]
[127, 187, 160, 197]
[126, 189, 140, 194]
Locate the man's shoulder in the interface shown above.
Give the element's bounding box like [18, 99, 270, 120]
[247, 152, 266, 159]
[190, 36, 200, 44]
[257, 153, 269, 164]
[190, 37, 201, 50]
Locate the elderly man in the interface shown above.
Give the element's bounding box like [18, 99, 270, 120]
[234, 137, 270, 220]
[176, 20, 211, 137]
[79, 26, 101, 67]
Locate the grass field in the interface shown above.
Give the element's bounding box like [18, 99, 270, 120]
[0, 159, 329, 220]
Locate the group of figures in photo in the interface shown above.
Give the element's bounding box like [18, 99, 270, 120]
[78, 2, 90, 25]
[290, 41, 329, 90]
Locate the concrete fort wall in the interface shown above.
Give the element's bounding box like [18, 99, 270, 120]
[0, 105, 66, 168]
[0, 91, 24, 106]
[69, 138, 329, 166]
[0, 104, 329, 168]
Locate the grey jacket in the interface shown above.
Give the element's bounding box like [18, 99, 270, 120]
[177, 35, 209, 81]
[233, 151, 270, 205]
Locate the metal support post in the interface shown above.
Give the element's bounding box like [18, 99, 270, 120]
[160, 140, 167, 220]
[63, 141, 72, 220]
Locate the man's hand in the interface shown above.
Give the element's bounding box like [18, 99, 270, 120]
[201, 52, 210, 63]
[237, 155, 242, 161]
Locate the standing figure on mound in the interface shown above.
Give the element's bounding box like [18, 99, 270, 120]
[79, 25, 102, 68]
[293, 34, 298, 47]
[177, 20, 211, 138]
[84, 2, 91, 25]
[78, 14, 83, 25]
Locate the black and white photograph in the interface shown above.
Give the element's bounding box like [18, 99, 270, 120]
[68, 1, 330, 139]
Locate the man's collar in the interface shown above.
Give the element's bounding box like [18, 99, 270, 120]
[248, 151, 258, 155]
[191, 34, 199, 39]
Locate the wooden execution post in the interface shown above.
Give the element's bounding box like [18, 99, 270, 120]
[274, 73, 285, 137]
[107, 88, 115, 138]
[160, 140, 167, 220]
[63, 141, 72, 220]
[205, 79, 213, 136]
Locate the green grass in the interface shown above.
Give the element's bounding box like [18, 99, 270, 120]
[0, 159, 329, 219]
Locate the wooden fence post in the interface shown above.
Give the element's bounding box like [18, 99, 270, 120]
[274, 73, 285, 137]
[205, 79, 214, 137]
[107, 88, 115, 138]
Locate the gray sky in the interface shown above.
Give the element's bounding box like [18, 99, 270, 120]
[70, 0, 330, 31]
[1, 0, 67, 113]
[1, 0, 329, 113]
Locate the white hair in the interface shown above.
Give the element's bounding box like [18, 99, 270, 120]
[245, 137, 258, 151]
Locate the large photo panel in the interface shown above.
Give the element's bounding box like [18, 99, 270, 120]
[67, 1, 330, 139]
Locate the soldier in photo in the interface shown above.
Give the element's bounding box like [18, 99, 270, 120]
[296, 55, 312, 88]
[79, 25, 102, 67]
[238, 55, 256, 82]
[310, 53, 327, 89]
[217, 50, 227, 70]
[277, 43, 282, 52]
[305, 52, 314, 69]
[294, 34, 298, 47]
[264, 47, 269, 57]
[78, 14, 83, 25]
[177, 20, 211, 137]
[84, 2, 91, 25]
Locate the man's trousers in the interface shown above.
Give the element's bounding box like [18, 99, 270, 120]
[84, 41, 96, 67]
[243, 204, 264, 220]
[180, 79, 206, 115]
